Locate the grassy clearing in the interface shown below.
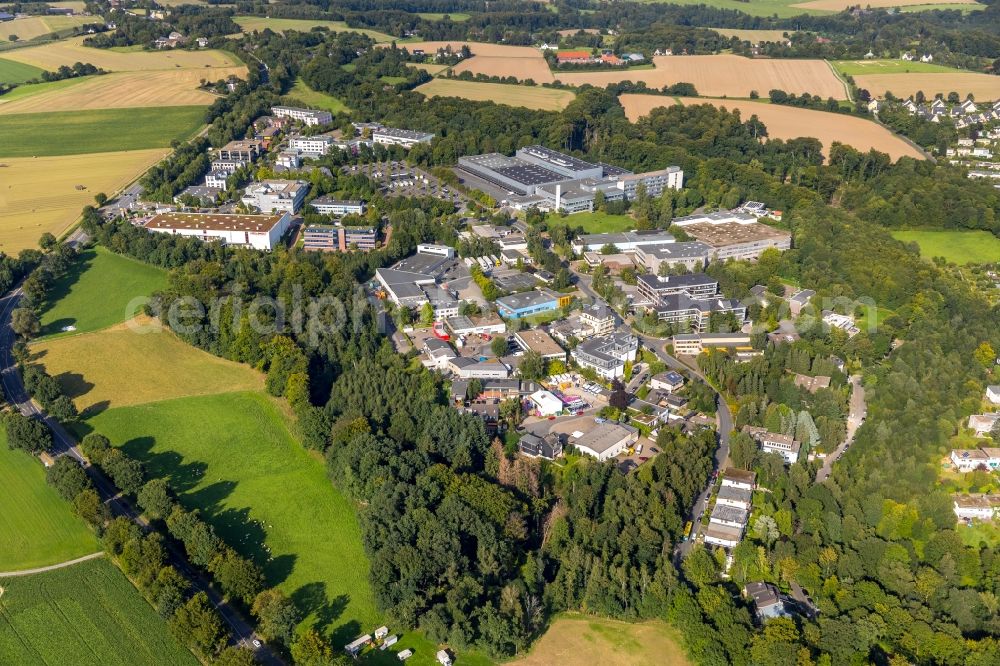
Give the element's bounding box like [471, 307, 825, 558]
[892, 230, 1000, 265]
[634, 0, 830, 17]
[417, 12, 471, 20]
[0, 558, 197, 664]
[0, 57, 44, 84]
[832, 59, 968, 76]
[511, 613, 691, 666]
[897, 2, 984, 9]
[286, 77, 350, 114]
[0, 106, 205, 157]
[959, 521, 1000, 548]
[233, 16, 396, 42]
[0, 149, 169, 255]
[82, 391, 379, 643]
[37, 247, 168, 337]
[793, 0, 980, 9]
[558, 210, 636, 233]
[0, 75, 87, 105]
[711, 28, 791, 42]
[0, 431, 99, 572]
[416, 78, 576, 111]
[33, 318, 264, 413]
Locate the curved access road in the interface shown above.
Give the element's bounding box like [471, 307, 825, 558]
[0, 283, 282, 665]
[0, 552, 104, 578]
[636, 334, 734, 558]
[816, 374, 865, 483]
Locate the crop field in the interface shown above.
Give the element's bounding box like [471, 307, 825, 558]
[287, 77, 350, 113]
[832, 59, 963, 76]
[410, 62, 450, 75]
[619, 94, 924, 161]
[892, 230, 1000, 264]
[711, 28, 791, 42]
[0, 15, 92, 42]
[511, 614, 691, 666]
[558, 54, 848, 99]
[0, 68, 241, 114]
[0, 57, 44, 84]
[83, 391, 378, 641]
[791, 0, 980, 9]
[35, 247, 167, 337]
[0, 149, 167, 254]
[1, 35, 244, 71]
[0, 558, 197, 665]
[34, 320, 265, 413]
[233, 16, 396, 42]
[398, 41, 556, 83]
[0, 106, 205, 157]
[0, 432, 98, 572]
[852, 72, 1000, 101]
[417, 78, 576, 111]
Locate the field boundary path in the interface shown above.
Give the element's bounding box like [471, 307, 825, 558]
[825, 59, 853, 103]
[0, 551, 104, 578]
[816, 374, 866, 483]
[0, 283, 283, 665]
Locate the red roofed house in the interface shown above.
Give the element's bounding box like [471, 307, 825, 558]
[556, 50, 593, 64]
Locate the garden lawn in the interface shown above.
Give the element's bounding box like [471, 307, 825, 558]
[82, 391, 379, 643]
[0, 106, 205, 157]
[286, 77, 350, 114]
[0, 58, 45, 84]
[38, 247, 168, 337]
[0, 432, 99, 572]
[560, 210, 636, 233]
[0, 558, 197, 665]
[892, 229, 1000, 265]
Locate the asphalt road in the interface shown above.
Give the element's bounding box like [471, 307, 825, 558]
[816, 374, 866, 483]
[0, 285, 281, 664]
[637, 334, 734, 558]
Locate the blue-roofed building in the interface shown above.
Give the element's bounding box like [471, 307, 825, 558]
[495, 289, 566, 319]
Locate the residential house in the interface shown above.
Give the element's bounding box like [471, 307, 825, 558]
[650, 371, 684, 392]
[716, 484, 753, 511]
[969, 413, 1000, 437]
[579, 301, 616, 336]
[792, 373, 832, 393]
[788, 289, 815, 316]
[519, 433, 563, 460]
[744, 582, 792, 621]
[514, 329, 566, 362]
[744, 425, 801, 464]
[951, 448, 990, 472]
[953, 494, 1000, 521]
[987, 385, 1000, 405]
[421, 338, 457, 370]
[722, 468, 756, 491]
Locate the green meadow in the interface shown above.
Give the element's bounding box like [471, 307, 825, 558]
[0, 106, 205, 157]
[892, 229, 1000, 265]
[38, 247, 168, 338]
[0, 57, 46, 85]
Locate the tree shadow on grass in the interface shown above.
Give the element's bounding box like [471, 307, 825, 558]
[292, 582, 355, 643]
[52, 371, 94, 400]
[37, 249, 97, 334]
[122, 436, 209, 495]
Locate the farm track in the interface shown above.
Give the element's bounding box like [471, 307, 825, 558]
[0, 552, 104, 578]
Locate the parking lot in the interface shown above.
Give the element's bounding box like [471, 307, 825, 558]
[345, 161, 469, 207]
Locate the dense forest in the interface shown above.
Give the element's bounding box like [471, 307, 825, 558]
[7, 12, 1000, 665]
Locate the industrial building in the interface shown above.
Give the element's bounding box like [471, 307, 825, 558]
[671, 210, 792, 261]
[571, 230, 676, 254]
[372, 126, 435, 148]
[241, 180, 309, 214]
[374, 247, 460, 315]
[143, 212, 292, 251]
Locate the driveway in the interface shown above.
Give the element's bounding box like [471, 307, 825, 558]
[816, 374, 865, 483]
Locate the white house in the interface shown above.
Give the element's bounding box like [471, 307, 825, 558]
[986, 385, 1000, 404]
[951, 448, 990, 472]
[969, 413, 1000, 437]
[716, 484, 752, 511]
[650, 371, 684, 392]
[571, 331, 638, 379]
[529, 390, 563, 417]
[721, 468, 756, 491]
[953, 494, 999, 521]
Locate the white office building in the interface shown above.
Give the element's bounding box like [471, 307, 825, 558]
[241, 180, 309, 214]
[289, 135, 336, 157]
[372, 127, 435, 148]
[271, 106, 333, 126]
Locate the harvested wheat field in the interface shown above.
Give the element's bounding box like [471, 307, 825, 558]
[853, 72, 1000, 100]
[417, 78, 575, 110]
[410, 62, 450, 75]
[792, 0, 977, 9]
[0, 149, 167, 254]
[558, 54, 847, 99]
[32, 316, 264, 413]
[712, 29, 791, 42]
[620, 94, 923, 161]
[0, 15, 92, 42]
[394, 41, 555, 83]
[0, 68, 242, 114]
[2, 36, 244, 72]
